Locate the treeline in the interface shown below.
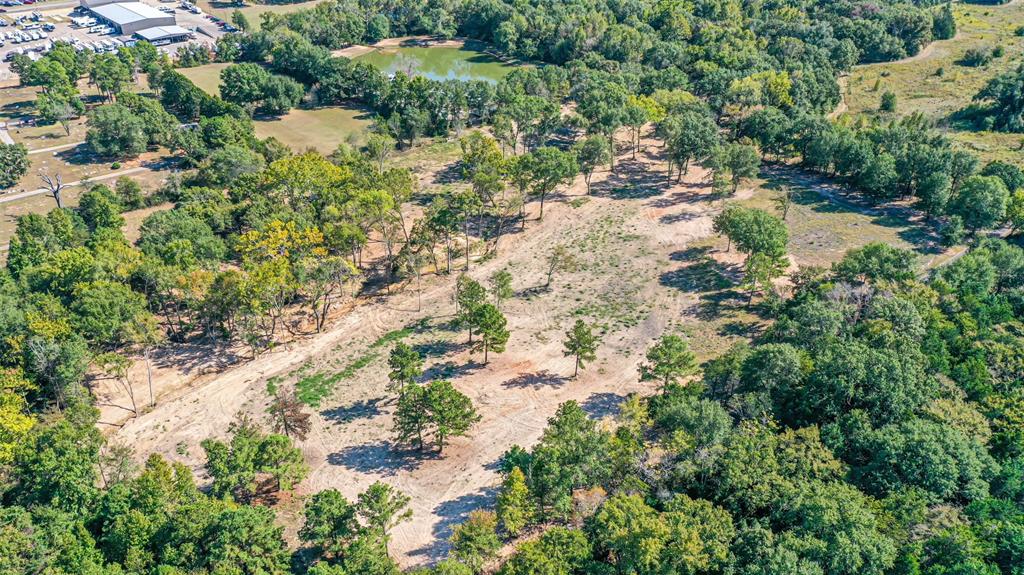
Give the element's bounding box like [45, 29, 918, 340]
[732, 108, 1024, 240]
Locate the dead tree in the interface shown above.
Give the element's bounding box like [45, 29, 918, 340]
[39, 172, 66, 209]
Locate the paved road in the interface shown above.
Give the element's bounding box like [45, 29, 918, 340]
[0, 165, 150, 204]
[28, 140, 83, 154]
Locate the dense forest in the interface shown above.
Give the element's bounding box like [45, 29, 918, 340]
[2, 0, 1024, 573]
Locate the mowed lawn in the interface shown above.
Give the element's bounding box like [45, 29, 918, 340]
[196, 0, 325, 28]
[254, 106, 374, 153]
[842, 1, 1024, 164]
[178, 63, 232, 97]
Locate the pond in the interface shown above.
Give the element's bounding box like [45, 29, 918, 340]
[355, 44, 516, 84]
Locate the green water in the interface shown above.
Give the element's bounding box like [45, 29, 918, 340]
[356, 45, 516, 84]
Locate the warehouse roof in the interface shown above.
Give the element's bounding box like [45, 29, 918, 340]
[135, 25, 191, 41]
[91, 2, 169, 25]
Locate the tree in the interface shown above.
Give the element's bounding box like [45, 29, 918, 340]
[394, 383, 430, 450]
[573, 135, 611, 195]
[357, 481, 413, 547]
[450, 511, 501, 573]
[727, 207, 789, 261]
[496, 466, 534, 537]
[38, 171, 67, 209]
[489, 269, 514, 309]
[70, 280, 149, 345]
[77, 185, 124, 232]
[365, 133, 396, 174]
[545, 244, 578, 288]
[0, 143, 29, 189]
[742, 251, 786, 306]
[772, 187, 794, 220]
[933, 3, 956, 40]
[455, 275, 487, 343]
[639, 334, 697, 388]
[424, 380, 480, 452]
[917, 172, 952, 219]
[114, 176, 144, 210]
[525, 147, 578, 220]
[590, 494, 668, 574]
[265, 380, 312, 441]
[471, 303, 509, 363]
[299, 484, 356, 556]
[660, 110, 719, 181]
[90, 54, 132, 101]
[949, 175, 1009, 231]
[37, 91, 83, 136]
[301, 489, 358, 558]
[87, 104, 147, 158]
[711, 142, 761, 195]
[974, 63, 1024, 132]
[231, 8, 251, 31]
[387, 342, 423, 395]
[833, 242, 916, 284]
[563, 320, 599, 378]
[880, 90, 897, 112]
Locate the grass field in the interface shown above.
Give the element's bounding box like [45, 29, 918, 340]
[254, 106, 374, 153]
[842, 1, 1024, 164]
[196, 0, 323, 28]
[177, 63, 232, 97]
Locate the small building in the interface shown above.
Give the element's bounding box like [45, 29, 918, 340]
[134, 24, 191, 44]
[89, 2, 175, 35]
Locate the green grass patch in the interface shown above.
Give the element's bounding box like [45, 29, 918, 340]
[253, 106, 374, 154]
[294, 320, 429, 407]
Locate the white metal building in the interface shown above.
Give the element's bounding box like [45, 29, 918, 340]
[89, 2, 176, 35]
[134, 24, 192, 44]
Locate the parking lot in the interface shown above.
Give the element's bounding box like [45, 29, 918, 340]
[0, 0, 225, 80]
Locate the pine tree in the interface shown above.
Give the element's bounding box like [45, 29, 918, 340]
[472, 303, 510, 363]
[496, 466, 534, 537]
[393, 383, 429, 450]
[489, 269, 514, 309]
[387, 342, 423, 395]
[455, 275, 487, 343]
[450, 510, 501, 573]
[424, 380, 480, 453]
[638, 334, 697, 388]
[562, 320, 599, 377]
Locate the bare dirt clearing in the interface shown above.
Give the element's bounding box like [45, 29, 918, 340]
[105, 134, 954, 567]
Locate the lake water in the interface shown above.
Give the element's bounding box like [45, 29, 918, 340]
[356, 45, 516, 84]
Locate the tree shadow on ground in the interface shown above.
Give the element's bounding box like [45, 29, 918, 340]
[582, 392, 627, 419]
[761, 165, 944, 255]
[327, 441, 437, 476]
[591, 156, 670, 200]
[431, 161, 463, 185]
[412, 339, 467, 359]
[660, 256, 738, 293]
[150, 339, 243, 376]
[408, 486, 499, 561]
[502, 370, 568, 389]
[320, 397, 385, 424]
[422, 359, 483, 381]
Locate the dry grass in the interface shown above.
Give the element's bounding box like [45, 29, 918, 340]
[841, 1, 1024, 165]
[196, 0, 324, 28]
[253, 106, 374, 153]
[177, 62, 232, 97]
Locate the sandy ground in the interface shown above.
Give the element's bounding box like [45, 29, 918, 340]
[333, 35, 467, 59]
[103, 132, 747, 567]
